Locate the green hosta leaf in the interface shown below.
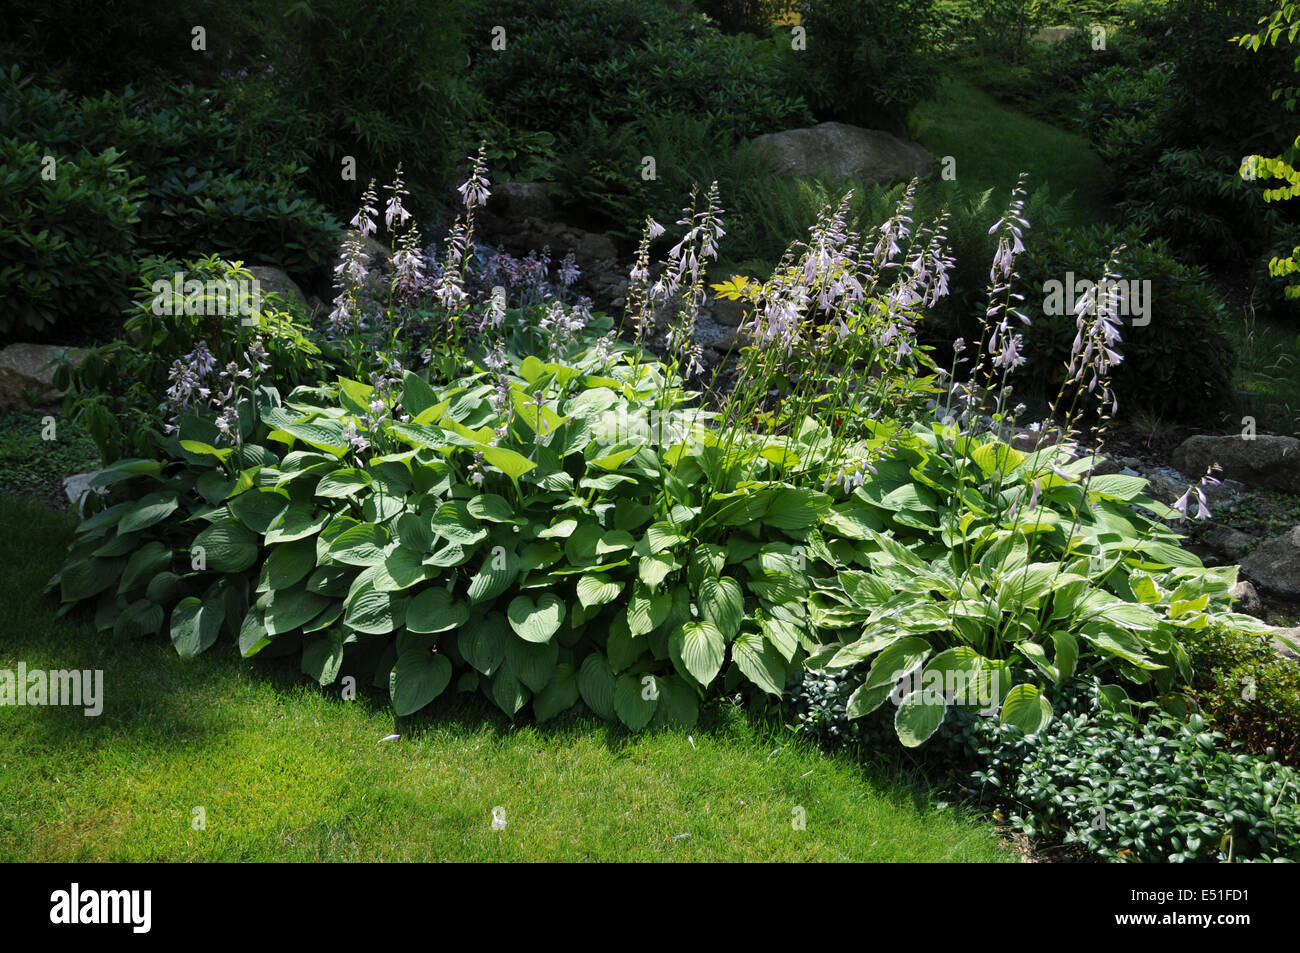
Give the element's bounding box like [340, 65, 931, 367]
[118, 542, 172, 595]
[838, 570, 892, 608]
[113, 599, 164, 641]
[264, 503, 328, 544]
[895, 688, 948, 747]
[614, 674, 659, 729]
[467, 547, 519, 603]
[459, 612, 508, 675]
[577, 574, 622, 609]
[827, 627, 901, 668]
[488, 670, 531, 717]
[265, 586, 330, 635]
[315, 468, 372, 498]
[697, 575, 744, 640]
[482, 446, 536, 481]
[1087, 473, 1149, 501]
[1000, 683, 1053, 734]
[1051, 630, 1078, 682]
[578, 652, 617, 720]
[376, 546, 432, 592]
[669, 621, 726, 687]
[60, 556, 125, 603]
[431, 501, 488, 545]
[228, 489, 291, 533]
[503, 635, 558, 693]
[467, 493, 515, 522]
[846, 680, 893, 719]
[507, 592, 565, 643]
[732, 630, 786, 696]
[533, 662, 580, 723]
[822, 504, 884, 539]
[329, 523, 390, 567]
[627, 586, 670, 637]
[389, 650, 452, 716]
[407, 587, 469, 634]
[194, 519, 259, 572]
[638, 551, 677, 587]
[117, 491, 179, 534]
[343, 581, 406, 635]
[170, 596, 223, 658]
[865, 636, 932, 688]
[648, 675, 699, 729]
[261, 537, 317, 591]
[301, 629, 345, 686]
[762, 486, 830, 530]
[238, 610, 271, 658]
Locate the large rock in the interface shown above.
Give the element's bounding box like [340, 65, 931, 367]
[751, 122, 933, 185]
[0, 344, 84, 410]
[1230, 579, 1264, 617]
[1172, 434, 1300, 494]
[1272, 628, 1300, 663]
[1240, 526, 1300, 599]
[1201, 523, 1257, 562]
[245, 266, 307, 313]
[487, 181, 553, 221]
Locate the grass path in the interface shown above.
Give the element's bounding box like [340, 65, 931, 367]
[0, 495, 1013, 862]
[907, 76, 1110, 228]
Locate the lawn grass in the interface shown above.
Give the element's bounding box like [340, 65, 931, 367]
[906, 76, 1110, 229]
[0, 494, 1014, 862]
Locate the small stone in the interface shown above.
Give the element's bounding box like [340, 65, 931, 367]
[1229, 580, 1264, 617]
[1202, 524, 1257, 562]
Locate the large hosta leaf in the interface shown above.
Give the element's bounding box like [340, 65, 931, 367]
[194, 519, 259, 572]
[669, 621, 726, 687]
[389, 650, 452, 716]
[894, 689, 948, 747]
[1000, 683, 1053, 735]
[614, 673, 658, 729]
[170, 596, 223, 658]
[507, 593, 565, 643]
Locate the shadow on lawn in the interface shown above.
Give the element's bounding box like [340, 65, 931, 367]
[1, 493, 958, 823]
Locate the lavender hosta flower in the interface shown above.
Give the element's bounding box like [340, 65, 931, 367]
[186, 340, 216, 377]
[392, 227, 426, 296]
[350, 180, 380, 238]
[1063, 251, 1126, 407]
[343, 422, 370, 455]
[558, 250, 580, 287]
[244, 339, 269, 374]
[994, 333, 1026, 371]
[382, 167, 413, 233]
[456, 147, 491, 211]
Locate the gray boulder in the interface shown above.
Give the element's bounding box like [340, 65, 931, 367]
[488, 181, 553, 221]
[1240, 526, 1300, 599]
[0, 344, 84, 411]
[245, 266, 308, 313]
[1201, 523, 1258, 562]
[1230, 579, 1264, 617]
[1172, 434, 1300, 494]
[751, 122, 933, 186]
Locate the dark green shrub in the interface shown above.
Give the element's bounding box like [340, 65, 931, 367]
[464, 0, 811, 144]
[0, 70, 341, 313]
[795, 0, 944, 130]
[228, 0, 476, 217]
[0, 138, 142, 336]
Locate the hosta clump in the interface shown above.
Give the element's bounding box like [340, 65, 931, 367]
[48, 328, 841, 728]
